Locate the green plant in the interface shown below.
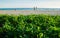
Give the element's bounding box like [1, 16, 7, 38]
[0, 14, 60, 38]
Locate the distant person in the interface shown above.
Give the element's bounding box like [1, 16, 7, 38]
[33, 6, 37, 10]
[36, 6, 37, 10]
[15, 9, 16, 11]
[34, 7, 35, 10]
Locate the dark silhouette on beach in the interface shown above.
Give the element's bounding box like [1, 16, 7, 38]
[33, 6, 37, 10]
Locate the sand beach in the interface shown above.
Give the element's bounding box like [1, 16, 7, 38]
[0, 10, 60, 15]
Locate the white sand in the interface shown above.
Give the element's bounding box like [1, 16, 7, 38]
[0, 10, 60, 15]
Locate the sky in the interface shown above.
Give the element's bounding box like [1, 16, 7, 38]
[0, 0, 60, 8]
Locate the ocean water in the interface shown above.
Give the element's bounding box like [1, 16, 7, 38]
[0, 8, 60, 10]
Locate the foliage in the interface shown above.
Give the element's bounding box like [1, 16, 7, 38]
[0, 14, 60, 38]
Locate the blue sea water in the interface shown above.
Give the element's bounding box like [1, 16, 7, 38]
[0, 8, 33, 10]
[0, 8, 60, 10]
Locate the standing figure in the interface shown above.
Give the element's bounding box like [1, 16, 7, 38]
[34, 6, 37, 10]
[33, 6, 37, 10]
[36, 6, 37, 10]
[15, 9, 16, 11]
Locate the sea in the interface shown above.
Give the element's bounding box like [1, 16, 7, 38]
[0, 8, 60, 10]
